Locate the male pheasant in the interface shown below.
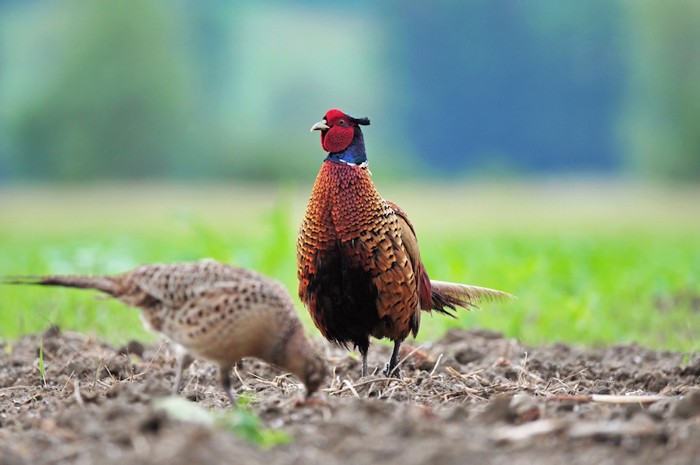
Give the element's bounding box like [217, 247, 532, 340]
[5, 259, 327, 402]
[297, 109, 511, 377]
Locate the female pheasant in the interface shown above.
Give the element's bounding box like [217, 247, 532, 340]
[5, 260, 327, 403]
[297, 109, 511, 377]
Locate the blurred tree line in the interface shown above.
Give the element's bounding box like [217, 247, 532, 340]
[0, 0, 698, 182]
[620, 0, 700, 181]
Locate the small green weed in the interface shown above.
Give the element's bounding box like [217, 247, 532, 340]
[38, 337, 46, 387]
[221, 403, 291, 448]
[154, 396, 291, 448]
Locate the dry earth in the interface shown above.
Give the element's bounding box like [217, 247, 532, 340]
[1, 327, 700, 465]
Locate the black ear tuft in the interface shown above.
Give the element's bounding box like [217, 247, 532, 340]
[348, 116, 370, 126]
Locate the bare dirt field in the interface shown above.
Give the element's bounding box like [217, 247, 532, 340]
[1, 327, 699, 465]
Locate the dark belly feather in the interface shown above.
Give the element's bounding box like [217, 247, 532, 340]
[306, 245, 378, 353]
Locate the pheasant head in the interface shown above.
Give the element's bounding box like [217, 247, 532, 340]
[310, 109, 370, 165]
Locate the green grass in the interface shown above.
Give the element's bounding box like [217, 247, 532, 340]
[1, 182, 699, 352]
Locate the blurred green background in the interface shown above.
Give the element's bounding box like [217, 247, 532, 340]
[2, 0, 700, 181]
[0, 1, 699, 352]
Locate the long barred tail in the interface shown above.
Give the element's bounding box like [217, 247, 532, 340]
[1, 275, 119, 296]
[428, 280, 514, 316]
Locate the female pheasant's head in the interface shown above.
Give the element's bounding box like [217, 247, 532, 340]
[310, 109, 370, 165]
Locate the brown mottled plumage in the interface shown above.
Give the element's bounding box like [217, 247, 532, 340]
[5, 259, 326, 403]
[298, 109, 512, 377]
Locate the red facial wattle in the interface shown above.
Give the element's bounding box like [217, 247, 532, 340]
[318, 109, 354, 153]
[321, 125, 354, 153]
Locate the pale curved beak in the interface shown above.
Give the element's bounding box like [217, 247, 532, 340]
[310, 120, 330, 132]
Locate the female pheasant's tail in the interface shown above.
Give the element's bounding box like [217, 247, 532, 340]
[428, 280, 514, 316]
[1, 275, 119, 296]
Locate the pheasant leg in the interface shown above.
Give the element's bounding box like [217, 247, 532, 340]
[172, 352, 194, 395]
[220, 366, 237, 405]
[383, 341, 402, 378]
